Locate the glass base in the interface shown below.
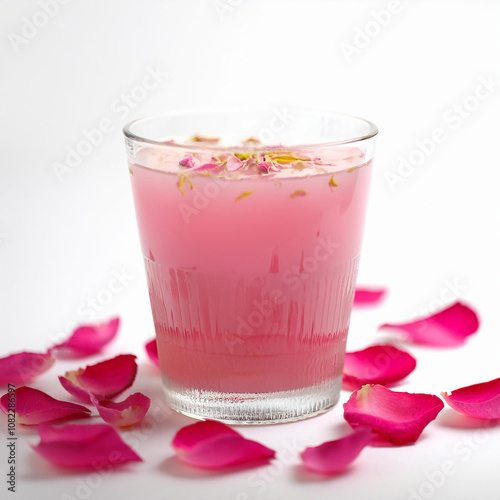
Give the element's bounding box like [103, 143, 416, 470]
[163, 377, 341, 425]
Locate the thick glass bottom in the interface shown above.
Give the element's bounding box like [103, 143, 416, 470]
[163, 376, 342, 425]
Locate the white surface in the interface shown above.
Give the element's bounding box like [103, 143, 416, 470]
[1, 1, 500, 499]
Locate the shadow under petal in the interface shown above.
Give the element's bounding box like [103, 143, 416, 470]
[159, 455, 273, 478]
[436, 408, 500, 430]
[292, 463, 357, 482]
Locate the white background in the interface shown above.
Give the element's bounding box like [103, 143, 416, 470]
[1, 1, 500, 499]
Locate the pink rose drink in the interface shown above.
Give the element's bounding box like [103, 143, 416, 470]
[124, 109, 377, 423]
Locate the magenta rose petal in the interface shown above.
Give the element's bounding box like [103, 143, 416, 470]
[343, 344, 417, 390]
[343, 384, 444, 445]
[145, 339, 160, 368]
[0, 351, 55, 385]
[300, 428, 372, 474]
[441, 378, 500, 419]
[31, 423, 142, 468]
[52, 317, 120, 359]
[59, 354, 138, 403]
[172, 420, 276, 469]
[379, 301, 479, 347]
[353, 287, 387, 306]
[0, 387, 91, 425]
[90, 393, 151, 427]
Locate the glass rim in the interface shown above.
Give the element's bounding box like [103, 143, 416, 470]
[122, 106, 379, 152]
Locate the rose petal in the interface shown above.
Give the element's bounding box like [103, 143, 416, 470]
[90, 393, 151, 427]
[172, 420, 275, 469]
[52, 317, 120, 359]
[59, 354, 138, 403]
[31, 423, 142, 468]
[257, 161, 278, 173]
[179, 153, 196, 169]
[0, 387, 91, 425]
[441, 378, 500, 419]
[343, 385, 444, 445]
[145, 339, 160, 367]
[343, 344, 417, 390]
[0, 351, 55, 385]
[353, 287, 387, 306]
[300, 428, 372, 474]
[379, 301, 479, 347]
[226, 154, 243, 171]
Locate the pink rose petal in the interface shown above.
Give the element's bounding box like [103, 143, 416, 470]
[52, 317, 120, 359]
[59, 354, 138, 403]
[226, 154, 243, 171]
[0, 351, 55, 385]
[0, 387, 91, 425]
[379, 301, 479, 347]
[32, 423, 142, 468]
[257, 161, 277, 173]
[441, 378, 500, 419]
[353, 287, 387, 306]
[90, 393, 151, 427]
[179, 153, 196, 169]
[343, 384, 444, 445]
[343, 344, 417, 390]
[300, 428, 372, 474]
[172, 420, 275, 469]
[145, 339, 160, 367]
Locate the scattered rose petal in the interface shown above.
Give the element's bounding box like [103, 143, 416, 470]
[226, 154, 243, 171]
[290, 189, 308, 199]
[441, 378, 500, 419]
[90, 393, 150, 427]
[0, 351, 55, 385]
[343, 384, 444, 445]
[59, 354, 138, 403]
[32, 423, 142, 468]
[0, 387, 91, 425]
[172, 420, 275, 469]
[52, 317, 120, 359]
[343, 345, 417, 390]
[379, 301, 479, 347]
[354, 287, 387, 306]
[300, 428, 372, 474]
[179, 153, 196, 169]
[145, 339, 160, 367]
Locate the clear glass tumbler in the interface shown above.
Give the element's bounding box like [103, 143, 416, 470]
[123, 107, 377, 424]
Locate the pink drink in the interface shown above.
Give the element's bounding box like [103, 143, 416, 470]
[125, 109, 377, 423]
